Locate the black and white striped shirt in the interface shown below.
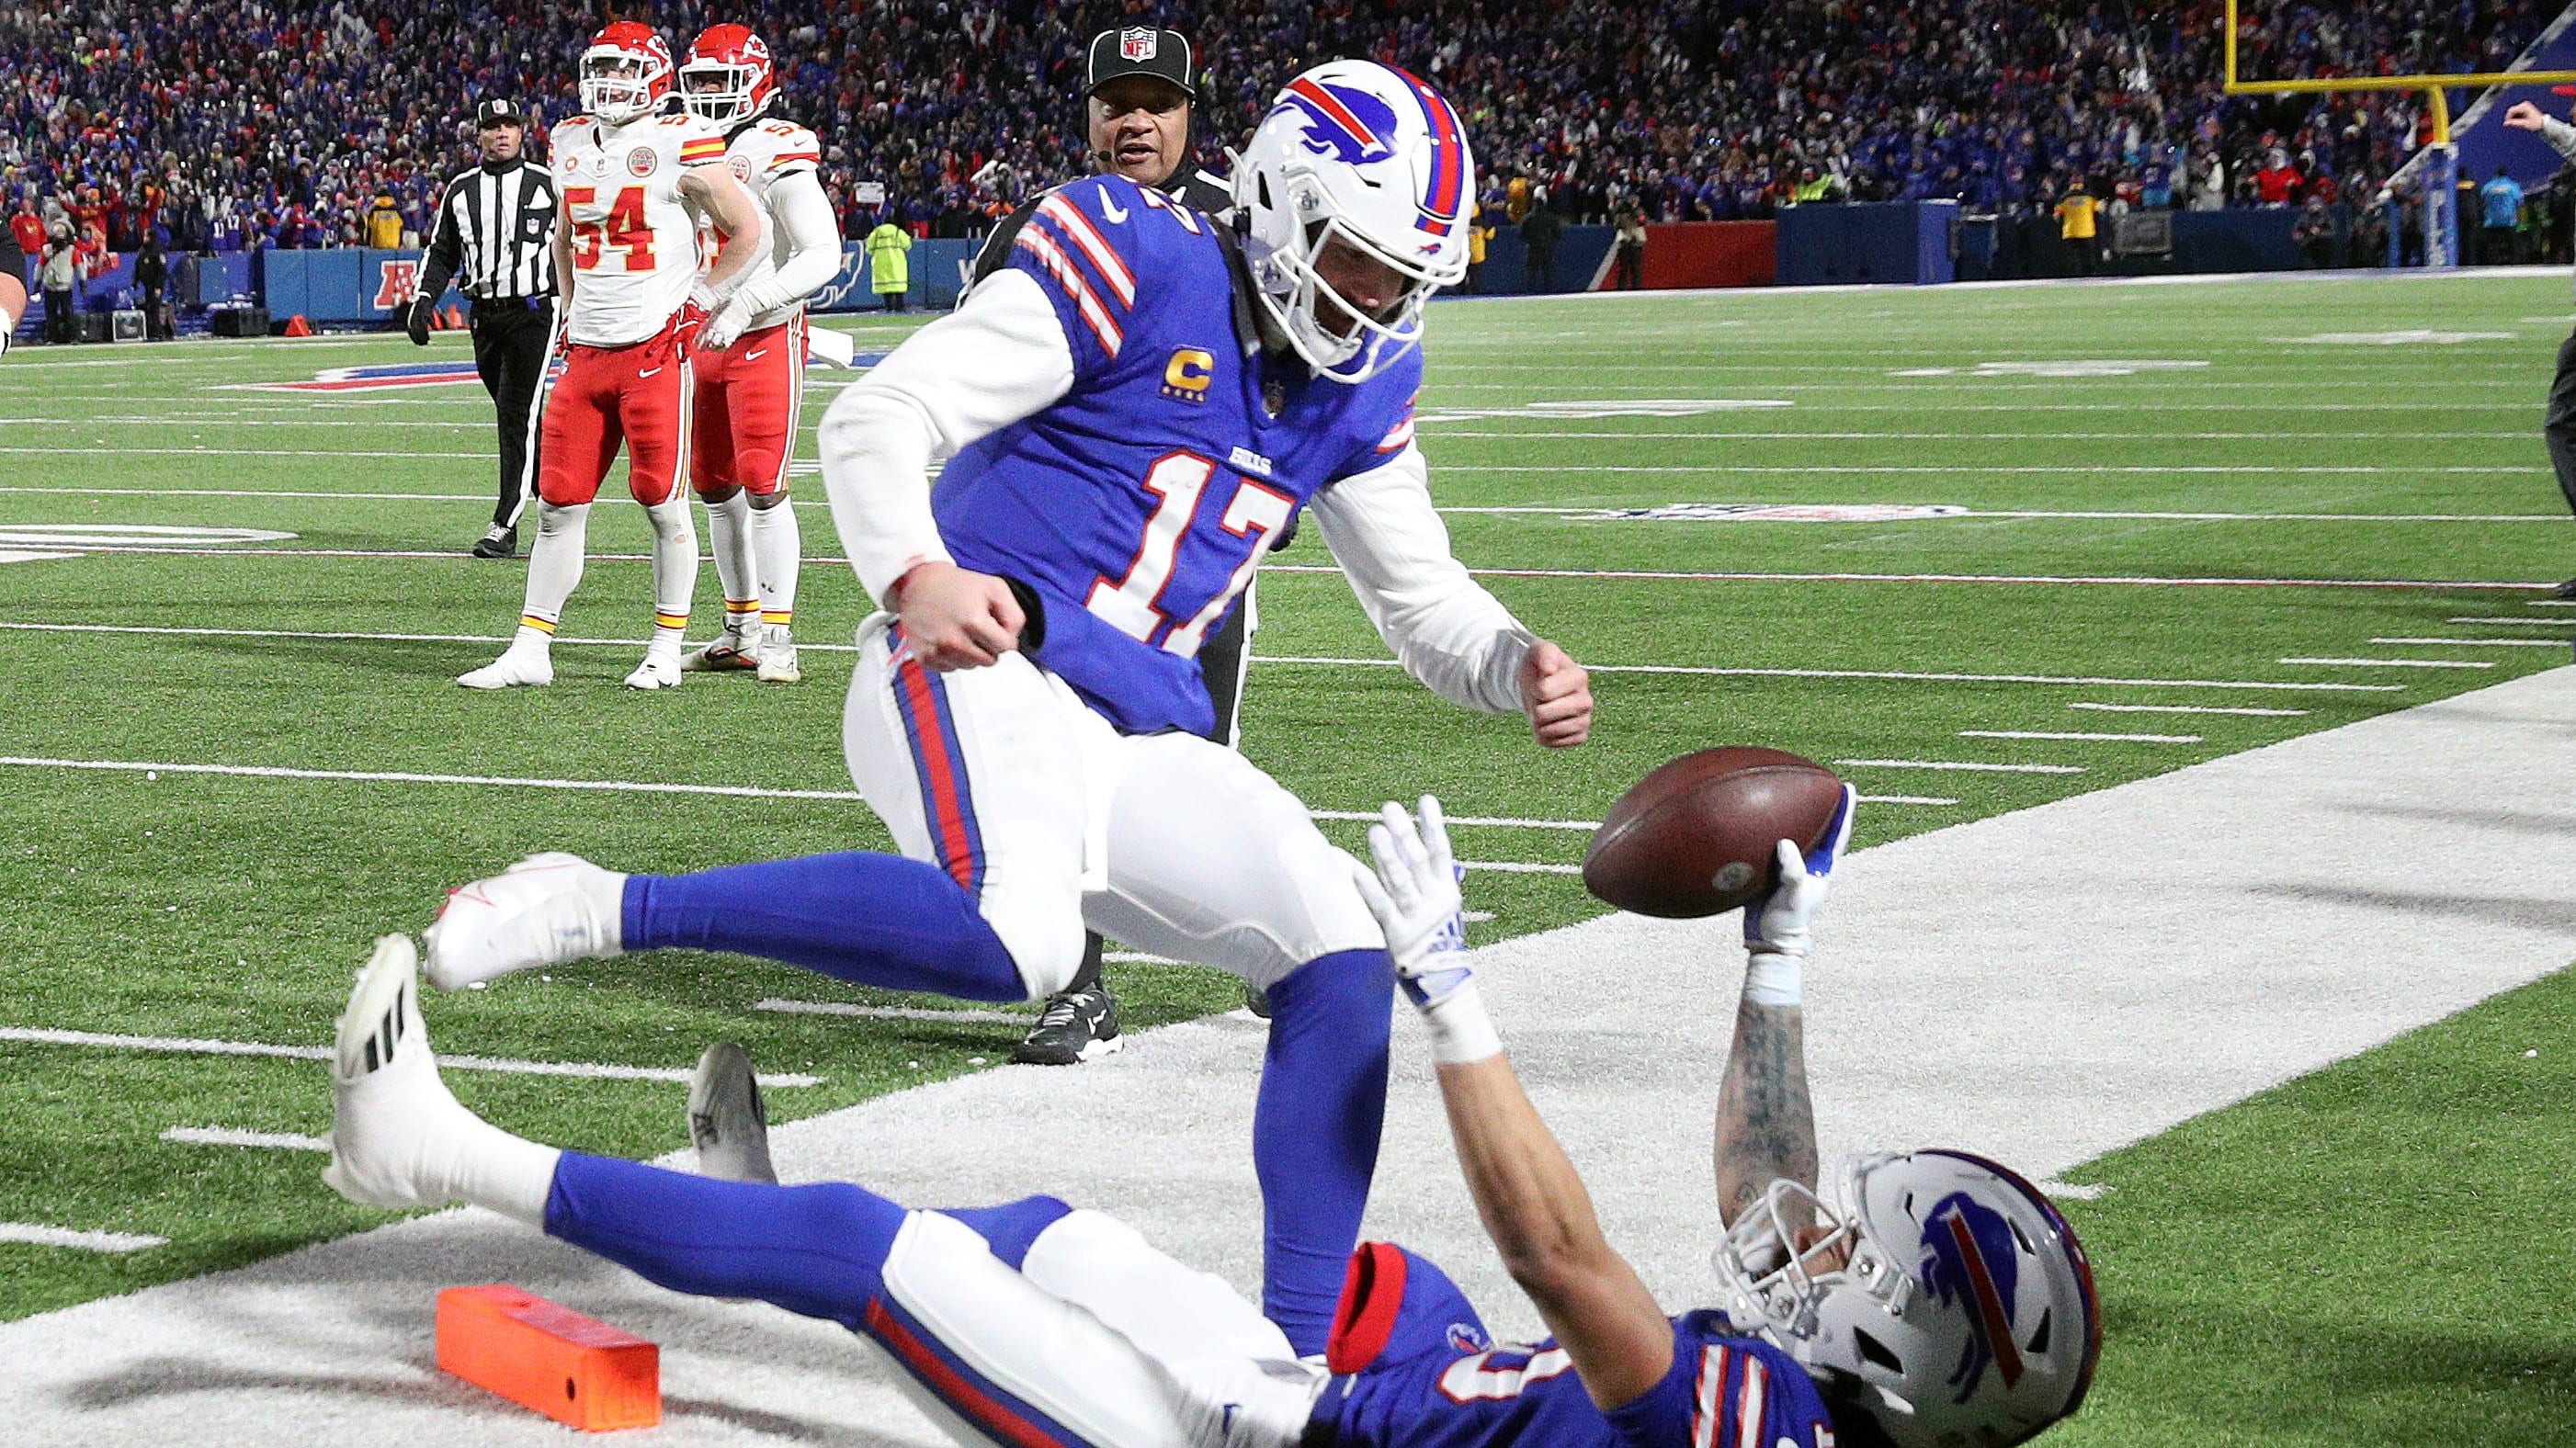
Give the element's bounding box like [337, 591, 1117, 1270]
[421, 160, 558, 302]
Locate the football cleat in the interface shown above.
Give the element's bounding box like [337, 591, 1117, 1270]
[471, 525, 517, 560]
[624, 652, 684, 690]
[424, 852, 624, 991]
[688, 1042, 778, 1185]
[324, 934, 479, 1211]
[458, 645, 552, 689]
[755, 632, 800, 684]
[1011, 982, 1123, 1066]
[682, 631, 760, 672]
[2553, 577, 2576, 601]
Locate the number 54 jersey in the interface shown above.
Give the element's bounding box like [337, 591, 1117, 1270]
[930, 175, 1422, 738]
[550, 111, 729, 346]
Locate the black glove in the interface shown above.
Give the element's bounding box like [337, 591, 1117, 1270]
[404, 297, 433, 346]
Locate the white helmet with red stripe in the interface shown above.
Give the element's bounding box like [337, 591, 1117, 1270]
[1712, 1150, 2102, 1447]
[578, 21, 674, 127]
[1233, 60, 1473, 384]
[679, 24, 777, 126]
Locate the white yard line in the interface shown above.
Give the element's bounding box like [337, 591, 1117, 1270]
[160, 1126, 330, 1153]
[1958, 730, 2201, 744]
[754, 1000, 1033, 1026]
[2071, 702, 2308, 717]
[0, 1223, 167, 1253]
[1412, 429, 2533, 441]
[1263, 654, 2405, 693]
[2278, 657, 2496, 670]
[1854, 794, 1960, 806]
[0, 1026, 824, 1088]
[1439, 505, 2561, 524]
[2447, 617, 2576, 626]
[1440, 464, 2547, 476]
[1839, 758, 2088, 774]
[4, 669, 2571, 1443]
[1455, 860, 1584, 875]
[2367, 636, 2570, 648]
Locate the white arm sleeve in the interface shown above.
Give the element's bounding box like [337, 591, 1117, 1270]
[1309, 443, 1534, 714]
[737, 169, 842, 312]
[2540, 117, 2576, 164]
[816, 267, 1076, 605]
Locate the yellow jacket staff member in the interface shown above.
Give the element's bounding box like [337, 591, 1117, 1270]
[2055, 185, 2100, 240]
[365, 194, 406, 249]
[866, 219, 913, 312]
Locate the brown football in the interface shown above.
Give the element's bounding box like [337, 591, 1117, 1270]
[1582, 747, 1845, 918]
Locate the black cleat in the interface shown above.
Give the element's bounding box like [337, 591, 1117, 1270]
[471, 525, 518, 559]
[2553, 576, 2576, 600]
[1243, 983, 1273, 1020]
[1012, 983, 1122, 1065]
[687, 1042, 778, 1184]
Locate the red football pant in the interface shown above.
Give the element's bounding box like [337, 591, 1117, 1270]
[539, 317, 693, 507]
[691, 315, 807, 497]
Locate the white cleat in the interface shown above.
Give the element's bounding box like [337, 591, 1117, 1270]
[624, 651, 684, 690]
[681, 631, 759, 673]
[458, 646, 552, 690]
[323, 934, 479, 1211]
[755, 631, 800, 684]
[423, 851, 625, 991]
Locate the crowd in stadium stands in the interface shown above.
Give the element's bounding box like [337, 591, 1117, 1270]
[0, 0, 2559, 280]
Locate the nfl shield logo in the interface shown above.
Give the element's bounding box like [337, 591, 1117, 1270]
[1119, 27, 1156, 62]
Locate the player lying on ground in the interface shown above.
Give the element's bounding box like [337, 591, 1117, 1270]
[329, 793, 2099, 1447]
[415, 60, 1591, 1355]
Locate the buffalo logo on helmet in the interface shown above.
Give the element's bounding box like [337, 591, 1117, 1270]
[1276, 76, 1401, 167]
[1118, 27, 1157, 62]
[1917, 1191, 2028, 1402]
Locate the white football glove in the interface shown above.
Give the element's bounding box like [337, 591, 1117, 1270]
[698, 296, 755, 354]
[1745, 783, 1857, 961]
[1353, 797, 1497, 1063]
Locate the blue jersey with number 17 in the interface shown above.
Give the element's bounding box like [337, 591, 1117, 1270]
[930, 174, 1421, 738]
[1317, 1308, 1839, 1448]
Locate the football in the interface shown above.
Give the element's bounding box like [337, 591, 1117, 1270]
[1582, 747, 1845, 918]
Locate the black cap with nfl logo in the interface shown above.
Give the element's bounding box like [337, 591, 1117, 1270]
[1086, 27, 1195, 98]
[474, 98, 531, 130]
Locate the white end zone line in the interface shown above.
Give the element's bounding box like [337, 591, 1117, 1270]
[1441, 505, 2564, 524]
[1958, 730, 2201, 744]
[2449, 617, 2576, 625]
[2279, 656, 2496, 670]
[1264, 654, 2406, 693]
[1839, 759, 2088, 775]
[2368, 636, 2570, 648]
[2071, 702, 2309, 717]
[0, 1223, 167, 1253]
[160, 1126, 329, 1153]
[0, 1026, 825, 1088]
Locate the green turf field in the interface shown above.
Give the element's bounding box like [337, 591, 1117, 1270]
[1, 273, 2570, 1441]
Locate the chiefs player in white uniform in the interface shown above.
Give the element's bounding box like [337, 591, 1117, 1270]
[460, 21, 763, 692]
[677, 25, 844, 685]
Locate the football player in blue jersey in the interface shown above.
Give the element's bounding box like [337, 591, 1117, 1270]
[328, 792, 2100, 1447]
[418, 60, 1594, 1358]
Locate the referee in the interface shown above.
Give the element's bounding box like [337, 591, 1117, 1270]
[969, 27, 1282, 1065]
[411, 98, 559, 559]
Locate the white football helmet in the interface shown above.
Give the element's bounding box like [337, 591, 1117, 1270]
[578, 22, 674, 127]
[1713, 1149, 2101, 1448]
[1233, 61, 1473, 383]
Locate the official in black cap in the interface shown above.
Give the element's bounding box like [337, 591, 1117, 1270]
[970, 27, 1286, 1067]
[413, 98, 560, 557]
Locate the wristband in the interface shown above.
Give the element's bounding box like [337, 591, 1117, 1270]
[1742, 949, 1803, 1009]
[1417, 978, 1502, 1065]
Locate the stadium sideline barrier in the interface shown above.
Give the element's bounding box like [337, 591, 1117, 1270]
[1776, 201, 1961, 286]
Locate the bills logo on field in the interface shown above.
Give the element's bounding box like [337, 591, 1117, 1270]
[628, 147, 658, 177]
[1118, 27, 1157, 61]
[219, 361, 486, 393]
[1278, 77, 1399, 166]
[373, 258, 424, 309]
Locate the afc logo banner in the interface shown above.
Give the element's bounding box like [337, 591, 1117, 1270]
[374, 258, 424, 309]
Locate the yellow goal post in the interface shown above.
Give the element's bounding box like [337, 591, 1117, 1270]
[2220, 0, 2576, 144]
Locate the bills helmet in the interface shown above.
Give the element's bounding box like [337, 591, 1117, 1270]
[680, 25, 777, 127]
[578, 22, 673, 126]
[1712, 1150, 2101, 1447]
[1234, 61, 1473, 384]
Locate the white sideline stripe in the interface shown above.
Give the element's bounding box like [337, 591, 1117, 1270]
[1958, 730, 2201, 744]
[1856, 794, 1960, 806]
[1309, 809, 1597, 832]
[1443, 505, 2562, 524]
[21, 542, 2557, 594]
[2071, 702, 2308, 717]
[2034, 1182, 2110, 1201]
[0, 624, 2400, 696]
[1262, 654, 2405, 693]
[2449, 617, 2576, 626]
[0, 1026, 824, 1088]
[0, 447, 469, 460]
[1103, 950, 1193, 964]
[1449, 464, 2548, 476]
[160, 1126, 329, 1153]
[755, 1000, 1032, 1026]
[0, 1223, 166, 1253]
[1414, 429, 2532, 442]
[2368, 636, 2571, 648]
[2532, 600, 2576, 607]
[1839, 759, 2088, 775]
[2279, 657, 2496, 670]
